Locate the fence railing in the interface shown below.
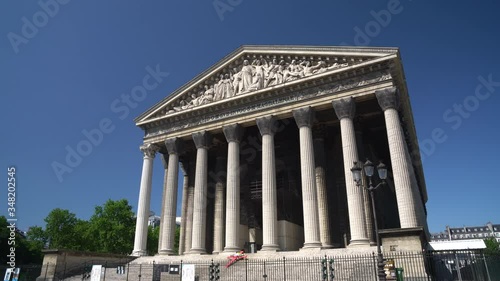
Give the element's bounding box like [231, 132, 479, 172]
[3, 250, 499, 281]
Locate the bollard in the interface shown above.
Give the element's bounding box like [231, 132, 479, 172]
[396, 268, 404, 281]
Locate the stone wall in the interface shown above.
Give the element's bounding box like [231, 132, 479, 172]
[36, 249, 135, 281]
[278, 220, 304, 251]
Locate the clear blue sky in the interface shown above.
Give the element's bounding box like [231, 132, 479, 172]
[1, 0, 499, 234]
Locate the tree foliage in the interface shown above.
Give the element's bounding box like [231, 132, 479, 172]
[43, 208, 83, 249]
[146, 225, 180, 255]
[86, 199, 136, 254]
[484, 238, 500, 255]
[147, 225, 160, 256]
[0, 216, 43, 264]
[19, 199, 180, 259]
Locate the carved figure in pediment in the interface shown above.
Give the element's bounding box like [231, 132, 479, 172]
[328, 62, 349, 70]
[203, 85, 216, 103]
[214, 74, 225, 100]
[311, 60, 327, 74]
[275, 63, 286, 85]
[231, 67, 243, 94]
[173, 99, 190, 111]
[300, 61, 313, 77]
[240, 60, 254, 92]
[248, 59, 265, 91]
[263, 59, 279, 87]
[284, 59, 303, 82]
[188, 93, 202, 107]
[222, 73, 235, 98]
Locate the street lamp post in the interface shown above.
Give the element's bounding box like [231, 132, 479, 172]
[351, 159, 388, 281]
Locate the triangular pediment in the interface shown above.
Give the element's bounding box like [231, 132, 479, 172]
[135, 45, 399, 125]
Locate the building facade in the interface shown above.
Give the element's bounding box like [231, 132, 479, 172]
[131, 45, 429, 256]
[431, 222, 500, 242]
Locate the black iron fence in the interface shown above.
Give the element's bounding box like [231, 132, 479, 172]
[3, 250, 499, 281]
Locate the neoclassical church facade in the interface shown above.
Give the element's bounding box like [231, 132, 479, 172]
[131, 45, 429, 256]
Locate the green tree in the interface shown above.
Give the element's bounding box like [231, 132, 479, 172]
[25, 226, 48, 251]
[86, 199, 136, 254]
[0, 216, 12, 264]
[147, 225, 160, 255]
[484, 238, 500, 255]
[44, 208, 82, 249]
[0, 216, 43, 264]
[146, 225, 180, 255]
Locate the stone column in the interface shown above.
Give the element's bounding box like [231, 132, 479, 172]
[332, 97, 369, 246]
[184, 160, 195, 254]
[131, 143, 159, 256]
[257, 116, 280, 251]
[355, 130, 375, 245]
[313, 126, 333, 248]
[223, 124, 243, 252]
[157, 154, 169, 252]
[292, 107, 322, 248]
[190, 131, 211, 254]
[159, 138, 182, 255]
[212, 155, 226, 254]
[178, 164, 189, 255]
[375, 87, 419, 228]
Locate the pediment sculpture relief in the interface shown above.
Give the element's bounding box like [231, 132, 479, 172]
[167, 58, 349, 115]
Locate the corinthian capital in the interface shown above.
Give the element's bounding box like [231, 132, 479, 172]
[256, 115, 278, 136]
[332, 97, 356, 120]
[192, 131, 211, 149]
[293, 106, 315, 128]
[223, 124, 244, 143]
[165, 138, 183, 155]
[375, 87, 399, 111]
[140, 143, 159, 158]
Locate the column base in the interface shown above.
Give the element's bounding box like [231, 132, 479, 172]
[260, 244, 280, 251]
[212, 251, 221, 255]
[188, 248, 207, 255]
[301, 241, 322, 249]
[320, 243, 335, 249]
[223, 246, 241, 253]
[130, 250, 148, 257]
[158, 249, 176, 255]
[348, 238, 370, 247]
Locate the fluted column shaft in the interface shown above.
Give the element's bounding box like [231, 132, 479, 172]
[159, 138, 182, 255]
[212, 156, 226, 254]
[132, 144, 159, 256]
[179, 173, 189, 255]
[293, 107, 322, 248]
[157, 156, 168, 252]
[257, 116, 280, 251]
[355, 130, 375, 245]
[376, 88, 419, 228]
[223, 124, 243, 252]
[184, 181, 195, 254]
[332, 98, 369, 246]
[313, 132, 333, 248]
[190, 131, 211, 254]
